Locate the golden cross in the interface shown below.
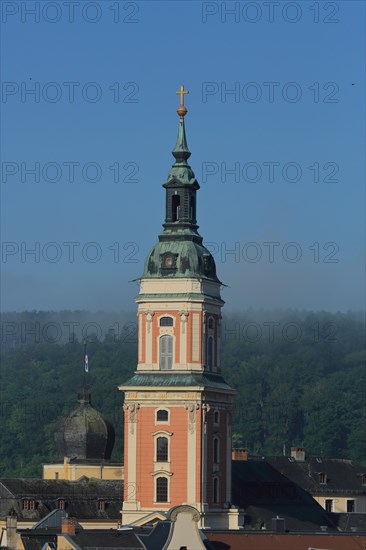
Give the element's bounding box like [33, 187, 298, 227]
[176, 84, 189, 105]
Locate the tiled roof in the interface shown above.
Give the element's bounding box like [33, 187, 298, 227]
[122, 372, 234, 391]
[266, 457, 366, 495]
[68, 530, 145, 549]
[138, 520, 172, 550]
[0, 478, 123, 521]
[21, 533, 57, 550]
[231, 461, 337, 532]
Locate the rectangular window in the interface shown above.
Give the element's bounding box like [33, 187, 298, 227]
[156, 477, 168, 503]
[160, 335, 173, 370]
[325, 499, 333, 512]
[213, 437, 220, 465]
[347, 500, 355, 513]
[156, 437, 168, 462]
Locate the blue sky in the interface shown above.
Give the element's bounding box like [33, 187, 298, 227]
[1, 0, 365, 312]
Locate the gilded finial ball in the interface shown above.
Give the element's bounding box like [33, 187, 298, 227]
[177, 105, 187, 117]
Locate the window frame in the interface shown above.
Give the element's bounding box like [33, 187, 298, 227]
[156, 409, 169, 424]
[153, 430, 172, 464]
[156, 436, 169, 462]
[98, 499, 106, 511]
[319, 472, 328, 485]
[325, 499, 333, 513]
[159, 334, 173, 370]
[213, 436, 220, 465]
[159, 316, 174, 327]
[155, 476, 169, 503]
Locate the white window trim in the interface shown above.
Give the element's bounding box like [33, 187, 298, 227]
[153, 430, 172, 463]
[153, 473, 171, 504]
[158, 334, 175, 370]
[158, 315, 175, 327]
[155, 408, 170, 424]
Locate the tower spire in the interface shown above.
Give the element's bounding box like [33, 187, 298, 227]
[173, 84, 191, 163]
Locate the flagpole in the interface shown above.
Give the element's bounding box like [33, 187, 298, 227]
[83, 340, 87, 389]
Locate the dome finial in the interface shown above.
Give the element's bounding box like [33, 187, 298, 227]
[176, 84, 189, 118]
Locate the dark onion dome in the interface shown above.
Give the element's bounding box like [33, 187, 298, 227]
[55, 389, 115, 460]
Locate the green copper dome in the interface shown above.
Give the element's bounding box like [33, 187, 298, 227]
[142, 238, 220, 281]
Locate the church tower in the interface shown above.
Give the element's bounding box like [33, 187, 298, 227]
[119, 87, 240, 529]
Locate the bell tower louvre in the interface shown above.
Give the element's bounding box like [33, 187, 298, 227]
[119, 86, 242, 529]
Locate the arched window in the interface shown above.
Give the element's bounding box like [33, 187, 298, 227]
[213, 437, 220, 464]
[207, 336, 214, 371]
[172, 195, 180, 222]
[156, 436, 168, 462]
[214, 410, 220, 425]
[208, 318, 214, 329]
[213, 477, 219, 504]
[156, 409, 169, 422]
[160, 316, 173, 327]
[160, 335, 173, 370]
[156, 477, 168, 503]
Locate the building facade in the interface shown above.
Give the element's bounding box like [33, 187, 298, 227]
[119, 87, 241, 529]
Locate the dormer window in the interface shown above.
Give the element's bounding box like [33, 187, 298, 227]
[22, 498, 35, 511]
[319, 473, 328, 485]
[362, 474, 366, 487]
[58, 499, 65, 510]
[98, 499, 106, 511]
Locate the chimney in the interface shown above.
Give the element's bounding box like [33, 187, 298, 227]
[61, 517, 76, 535]
[6, 516, 18, 550]
[271, 516, 285, 533]
[291, 447, 305, 462]
[232, 448, 248, 461]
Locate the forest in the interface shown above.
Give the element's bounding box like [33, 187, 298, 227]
[0, 309, 365, 477]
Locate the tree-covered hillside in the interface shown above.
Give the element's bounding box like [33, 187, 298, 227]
[0, 310, 365, 477]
